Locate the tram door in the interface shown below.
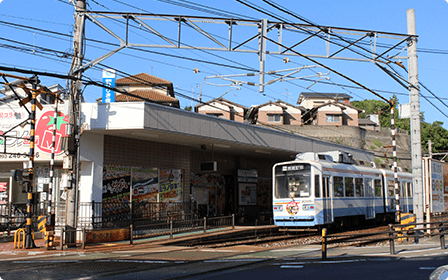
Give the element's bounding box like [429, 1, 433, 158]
[365, 178, 375, 219]
[401, 181, 409, 213]
[323, 176, 333, 223]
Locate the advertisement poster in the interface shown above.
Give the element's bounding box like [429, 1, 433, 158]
[239, 183, 257, 205]
[190, 173, 226, 216]
[432, 161, 444, 213]
[131, 167, 158, 203]
[159, 169, 183, 202]
[0, 182, 8, 204]
[444, 163, 448, 211]
[102, 165, 131, 223]
[257, 178, 272, 211]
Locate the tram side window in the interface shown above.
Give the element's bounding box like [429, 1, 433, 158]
[314, 175, 321, 198]
[334, 176, 344, 197]
[355, 178, 364, 197]
[387, 180, 394, 198]
[407, 182, 413, 197]
[345, 177, 354, 197]
[374, 179, 382, 197]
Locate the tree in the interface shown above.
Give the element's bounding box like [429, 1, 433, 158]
[184, 106, 192, 111]
[352, 98, 448, 155]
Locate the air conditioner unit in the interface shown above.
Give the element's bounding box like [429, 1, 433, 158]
[200, 161, 217, 172]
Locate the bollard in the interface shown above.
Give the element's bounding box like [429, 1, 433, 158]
[389, 224, 395, 255]
[232, 214, 235, 230]
[170, 220, 173, 239]
[81, 228, 85, 250]
[322, 228, 327, 260]
[130, 225, 133, 245]
[440, 223, 445, 250]
[203, 217, 207, 234]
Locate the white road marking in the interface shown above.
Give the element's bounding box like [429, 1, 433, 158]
[204, 259, 263, 262]
[280, 265, 304, 269]
[420, 267, 437, 270]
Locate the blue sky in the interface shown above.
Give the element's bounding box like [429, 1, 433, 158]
[1, 0, 448, 128]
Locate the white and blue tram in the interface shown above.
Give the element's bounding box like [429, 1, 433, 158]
[272, 151, 413, 228]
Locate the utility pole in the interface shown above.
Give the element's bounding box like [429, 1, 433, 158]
[407, 9, 424, 224]
[66, 0, 86, 245]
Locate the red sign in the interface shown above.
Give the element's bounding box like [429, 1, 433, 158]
[35, 111, 69, 154]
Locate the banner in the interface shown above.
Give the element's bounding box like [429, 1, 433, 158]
[0, 106, 69, 162]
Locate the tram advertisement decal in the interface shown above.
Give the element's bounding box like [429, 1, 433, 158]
[159, 169, 183, 202]
[286, 200, 299, 215]
[131, 167, 158, 203]
[0, 106, 69, 161]
[102, 165, 131, 224]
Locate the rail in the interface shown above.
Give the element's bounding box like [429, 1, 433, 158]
[320, 220, 448, 260]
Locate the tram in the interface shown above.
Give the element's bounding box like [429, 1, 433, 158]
[272, 151, 413, 228]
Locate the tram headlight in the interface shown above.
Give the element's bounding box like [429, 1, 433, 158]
[273, 205, 283, 211]
[302, 204, 315, 211]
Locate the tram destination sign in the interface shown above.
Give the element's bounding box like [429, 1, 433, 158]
[282, 165, 305, 171]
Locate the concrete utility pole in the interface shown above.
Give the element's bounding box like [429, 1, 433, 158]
[66, 0, 86, 245]
[407, 9, 424, 224]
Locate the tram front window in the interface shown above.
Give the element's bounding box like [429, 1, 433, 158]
[274, 164, 311, 199]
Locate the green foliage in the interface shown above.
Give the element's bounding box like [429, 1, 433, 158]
[373, 139, 383, 147]
[184, 106, 192, 111]
[369, 145, 376, 150]
[374, 157, 383, 164]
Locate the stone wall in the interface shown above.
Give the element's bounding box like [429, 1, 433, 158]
[282, 125, 412, 170]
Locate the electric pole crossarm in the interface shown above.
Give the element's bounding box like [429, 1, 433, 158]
[183, 18, 227, 49]
[133, 17, 177, 47]
[78, 45, 126, 73]
[86, 14, 126, 45]
[374, 36, 412, 62]
[280, 29, 323, 55]
[328, 34, 370, 58]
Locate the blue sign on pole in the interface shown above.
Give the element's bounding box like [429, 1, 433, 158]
[102, 69, 115, 103]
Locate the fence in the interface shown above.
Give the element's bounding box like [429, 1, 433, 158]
[77, 200, 196, 230]
[0, 202, 65, 235]
[320, 220, 448, 260]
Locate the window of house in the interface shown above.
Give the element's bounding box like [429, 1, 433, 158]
[206, 113, 223, 118]
[267, 114, 282, 123]
[326, 114, 341, 123]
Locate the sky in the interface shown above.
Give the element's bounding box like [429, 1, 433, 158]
[1, 0, 448, 129]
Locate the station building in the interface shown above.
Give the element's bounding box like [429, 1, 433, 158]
[1, 99, 376, 224]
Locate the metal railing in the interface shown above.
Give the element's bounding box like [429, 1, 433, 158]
[56, 214, 235, 249]
[78, 201, 196, 230]
[320, 220, 448, 260]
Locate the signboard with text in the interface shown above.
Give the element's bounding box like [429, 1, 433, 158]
[102, 69, 115, 103]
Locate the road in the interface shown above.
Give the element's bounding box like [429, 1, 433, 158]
[1, 242, 448, 280]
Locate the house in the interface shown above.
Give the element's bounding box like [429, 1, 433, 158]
[358, 114, 381, 131]
[301, 100, 363, 126]
[255, 100, 305, 125]
[297, 92, 352, 109]
[0, 78, 65, 106]
[195, 97, 247, 123]
[113, 73, 180, 108]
